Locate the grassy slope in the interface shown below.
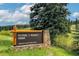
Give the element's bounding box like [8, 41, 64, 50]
[0, 31, 75, 56]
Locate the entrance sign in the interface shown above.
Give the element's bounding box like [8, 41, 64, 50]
[11, 26, 51, 48]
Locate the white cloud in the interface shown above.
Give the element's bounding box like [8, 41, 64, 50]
[20, 4, 33, 14]
[16, 21, 27, 25]
[0, 10, 30, 23]
[0, 19, 3, 22]
[12, 11, 30, 19]
[72, 12, 79, 18]
[0, 10, 10, 18]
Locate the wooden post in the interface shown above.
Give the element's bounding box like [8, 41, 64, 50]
[13, 25, 16, 46]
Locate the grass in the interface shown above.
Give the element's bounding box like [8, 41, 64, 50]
[48, 47, 75, 56]
[0, 44, 75, 56]
[0, 30, 77, 56]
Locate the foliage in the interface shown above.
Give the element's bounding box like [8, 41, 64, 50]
[53, 24, 79, 55]
[70, 21, 79, 54]
[0, 24, 30, 31]
[30, 3, 70, 35]
[0, 25, 13, 31]
[75, 18, 79, 31]
[54, 33, 75, 51]
[72, 30, 79, 54]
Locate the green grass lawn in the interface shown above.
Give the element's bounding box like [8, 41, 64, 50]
[0, 31, 76, 56]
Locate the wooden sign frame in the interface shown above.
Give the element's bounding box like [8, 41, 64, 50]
[11, 30, 43, 46]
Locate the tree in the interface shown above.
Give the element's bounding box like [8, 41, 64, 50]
[75, 18, 78, 31]
[0, 26, 2, 31]
[75, 18, 79, 31]
[30, 3, 70, 35]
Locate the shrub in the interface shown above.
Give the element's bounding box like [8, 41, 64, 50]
[53, 33, 75, 51]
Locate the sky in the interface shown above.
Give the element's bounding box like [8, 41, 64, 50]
[0, 3, 33, 26]
[67, 3, 79, 20]
[0, 3, 79, 26]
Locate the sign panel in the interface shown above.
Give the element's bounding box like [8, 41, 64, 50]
[16, 32, 43, 45]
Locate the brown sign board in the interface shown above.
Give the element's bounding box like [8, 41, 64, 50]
[11, 30, 43, 46]
[16, 32, 43, 45]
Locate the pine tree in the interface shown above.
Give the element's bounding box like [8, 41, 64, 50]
[30, 3, 70, 35]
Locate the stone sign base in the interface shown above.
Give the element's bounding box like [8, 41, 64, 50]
[12, 44, 43, 50]
[12, 30, 51, 50]
[43, 30, 51, 47]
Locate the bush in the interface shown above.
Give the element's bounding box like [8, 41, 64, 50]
[53, 33, 75, 51]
